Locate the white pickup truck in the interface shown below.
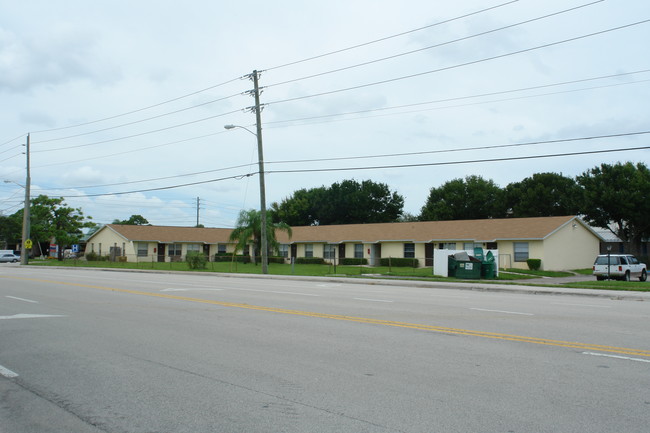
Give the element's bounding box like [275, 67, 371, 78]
[592, 254, 647, 281]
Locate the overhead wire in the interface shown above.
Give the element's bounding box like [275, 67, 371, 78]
[265, 1, 605, 89]
[265, 19, 650, 106]
[264, 69, 650, 127]
[263, 0, 520, 71]
[32, 108, 243, 153]
[50, 131, 650, 195]
[32, 92, 244, 144]
[30, 76, 247, 134]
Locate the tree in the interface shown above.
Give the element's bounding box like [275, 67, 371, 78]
[0, 213, 22, 249]
[112, 214, 149, 225]
[577, 162, 650, 255]
[419, 175, 505, 221]
[229, 209, 292, 265]
[504, 172, 582, 217]
[271, 179, 404, 226]
[271, 187, 327, 226]
[29, 195, 94, 260]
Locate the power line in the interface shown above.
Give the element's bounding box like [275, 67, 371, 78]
[52, 132, 650, 196]
[266, 1, 604, 89]
[31, 76, 246, 134]
[264, 70, 650, 127]
[32, 109, 242, 153]
[265, 146, 650, 175]
[265, 19, 650, 106]
[264, 131, 650, 166]
[264, 0, 520, 71]
[32, 92, 243, 144]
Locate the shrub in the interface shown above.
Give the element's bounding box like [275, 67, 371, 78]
[527, 258, 542, 270]
[295, 257, 325, 265]
[268, 256, 285, 264]
[213, 254, 250, 263]
[85, 251, 108, 261]
[340, 258, 367, 266]
[186, 252, 208, 269]
[380, 257, 419, 267]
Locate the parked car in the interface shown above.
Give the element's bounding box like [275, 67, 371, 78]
[0, 253, 20, 263]
[593, 254, 647, 281]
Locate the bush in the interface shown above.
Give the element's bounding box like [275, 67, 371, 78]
[295, 257, 325, 265]
[85, 251, 108, 261]
[268, 256, 285, 264]
[380, 257, 419, 267]
[213, 254, 250, 263]
[340, 258, 367, 266]
[186, 252, 208, 269]
[527, 258, 542, 270]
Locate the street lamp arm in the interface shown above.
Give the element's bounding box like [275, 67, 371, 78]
[224, 124, 257, 137]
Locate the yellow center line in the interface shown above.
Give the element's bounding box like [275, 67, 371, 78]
[4, 275, 650, 358]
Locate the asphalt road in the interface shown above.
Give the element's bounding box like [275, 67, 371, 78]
[1, 266, 649, 432]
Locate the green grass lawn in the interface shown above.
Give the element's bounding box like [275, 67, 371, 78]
[26, 259, 648, 291]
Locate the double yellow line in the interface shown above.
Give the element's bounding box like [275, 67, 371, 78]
[5, 275, 650, 358]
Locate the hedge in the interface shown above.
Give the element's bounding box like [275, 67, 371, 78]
[380, 257, 419, 267]
[526, 258, 542, 270]
[295, 257, 326, 265]
[340, 258, 368, 266]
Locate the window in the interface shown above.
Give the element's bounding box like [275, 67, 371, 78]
[168, 244, 182, 256]
[486, 242, 498, 250]
[137, 242, 148, 257]
[440, 242, 456, 250]
[217, 244, 227, 254]
[513, 242, 529, 262]
[324, 244, 336, 259]
[278, 244, 289, 258]
[404, 243, 415, 258]
[98, 243, 102, 255]
[354, 244, 364, 258]
[186, 244, 201, 253]
[304, 244, 313, 258]
[464, 242, 482, 251]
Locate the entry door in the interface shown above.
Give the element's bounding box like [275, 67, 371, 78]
[425, 243, 434, 267]
[157, 244, 166, 262]
[290, 244, 297, 259]
[338, 244, 346, 259]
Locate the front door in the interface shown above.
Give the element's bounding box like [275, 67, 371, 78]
[157, 244, 165, 262]
[425, 243, 434, 267]
[338, 244, 346, 259]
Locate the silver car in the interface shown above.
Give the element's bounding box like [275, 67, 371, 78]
[0, 253, 20, 263]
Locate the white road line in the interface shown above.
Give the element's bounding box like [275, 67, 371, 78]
[552, 303, 611, 308]
[6, 296, 38, 303]
[582, 352, 650, 363]
[228, 288, 320, 297]
[354, 298, 393, 303]
[470, 308, 533, 316]
[0, 365, 18, 378]
[161, 288, 224, 292]
[0, 314, 67, 320]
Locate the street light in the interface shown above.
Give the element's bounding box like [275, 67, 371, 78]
[224, 124, 269, 274]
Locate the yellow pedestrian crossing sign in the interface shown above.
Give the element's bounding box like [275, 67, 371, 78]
[24, 239, 33, 249]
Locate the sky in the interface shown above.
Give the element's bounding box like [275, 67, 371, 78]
[1, 0, 649, 228]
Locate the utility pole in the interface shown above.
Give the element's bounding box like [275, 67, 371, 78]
[21, 133, 31, 265]
[252, 70, 268, 274]
[196, 197, 200, 227]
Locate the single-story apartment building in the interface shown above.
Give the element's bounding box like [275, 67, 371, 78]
[86, 215, 602, 271]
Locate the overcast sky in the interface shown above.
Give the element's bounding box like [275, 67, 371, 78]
[1, 0, 649, 228]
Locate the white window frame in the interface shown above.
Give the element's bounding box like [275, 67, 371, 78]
[323, 244, 336, 259]
[354, 244, 364, 258]
[514, 242, 529, 262]
[137, 242, 148, 257]
[404, 243, 415, 258]
[304, 244, 313, 258]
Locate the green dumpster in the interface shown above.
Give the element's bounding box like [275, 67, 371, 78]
[481, 250, 496, 279]
[448, 252, 482, 279]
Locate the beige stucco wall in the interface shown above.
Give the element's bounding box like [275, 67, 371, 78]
[86, 228, 130, 257]
[542, 222, 599, 270]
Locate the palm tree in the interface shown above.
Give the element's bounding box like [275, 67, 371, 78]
[229, 209, 292, 265]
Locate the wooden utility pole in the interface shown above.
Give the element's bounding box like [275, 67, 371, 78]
[252, 70, 268, 274]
